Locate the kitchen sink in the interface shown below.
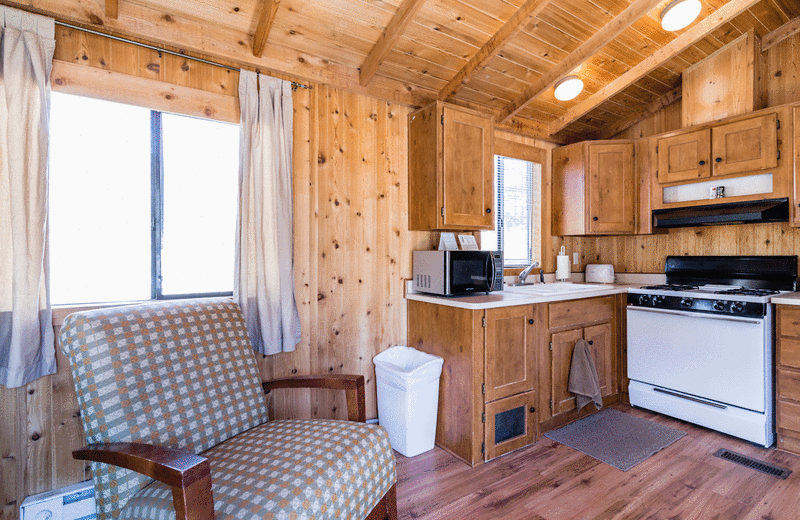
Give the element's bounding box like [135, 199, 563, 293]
[504, 282, 604, 295]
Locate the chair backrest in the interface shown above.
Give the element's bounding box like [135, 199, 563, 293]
[60, 298, 268, 519]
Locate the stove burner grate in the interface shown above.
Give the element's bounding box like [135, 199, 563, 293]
[713, 288, 779, 296]
[640, 284, 699, 291]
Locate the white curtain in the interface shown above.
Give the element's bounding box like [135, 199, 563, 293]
[0, 7, 56, 388]
[235, 71, 301, 355]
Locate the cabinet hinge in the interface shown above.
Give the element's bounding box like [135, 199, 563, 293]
[481, 442, 485, 455]
[482, 316, 486, 328]
[441, 114, 444, 125]
[441, 207, 445, 217]
[482, 412, 486, 423]
[481, 383, 486, 395]
[549, 398, 553, 410]
[778, 149, 781, 160]
[777, 119, 781, 130]
[656, 145, 658, 153]
[549, 341, 553, 351]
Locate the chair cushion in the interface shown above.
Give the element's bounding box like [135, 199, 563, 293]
[119, 419, 397, 520]
[59, 298, 269, 519]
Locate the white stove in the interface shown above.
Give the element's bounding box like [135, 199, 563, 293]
[627, 256, 797, 447]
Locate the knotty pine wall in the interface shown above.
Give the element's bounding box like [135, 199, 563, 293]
[560, 31, 800, 275]
[0, 27, 432, 519]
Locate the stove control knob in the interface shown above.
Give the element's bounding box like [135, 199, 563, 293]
[652, 295, 665, 305]
[712, 300, 726, 311]
[638, 295, 650, 305]
[680, 298, 693, 309]
[731, 301, 745, 313]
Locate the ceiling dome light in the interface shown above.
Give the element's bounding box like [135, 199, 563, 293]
[553, 76, 584, 101]
[660, 0, 702, 31]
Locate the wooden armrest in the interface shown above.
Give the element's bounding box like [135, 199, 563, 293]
[263, 374, 367, 423]
[74, 443, 214, 520]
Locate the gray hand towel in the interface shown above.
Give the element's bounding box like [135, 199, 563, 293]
[568, 338, 602, 410]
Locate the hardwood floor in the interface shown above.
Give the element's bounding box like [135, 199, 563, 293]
[395, 404, 800, 519]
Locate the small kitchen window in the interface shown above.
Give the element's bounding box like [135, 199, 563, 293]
[481, 141, 543, 268]
[49, 92, 239, 305]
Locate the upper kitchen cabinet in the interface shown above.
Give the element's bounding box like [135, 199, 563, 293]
[408, 102, 494, 231]
[712, 113, 778, 177]
[552, 141, 635, 236]
[657, 128, 711, 183]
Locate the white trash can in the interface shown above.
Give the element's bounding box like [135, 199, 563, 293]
[373, 346, 444, 457]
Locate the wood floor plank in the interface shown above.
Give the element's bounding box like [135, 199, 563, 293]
[396, 403, 800, 520]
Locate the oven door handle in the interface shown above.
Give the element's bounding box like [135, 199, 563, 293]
[626, 305, 764, 324]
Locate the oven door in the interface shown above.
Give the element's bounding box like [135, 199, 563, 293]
[627, 306, 768, 412]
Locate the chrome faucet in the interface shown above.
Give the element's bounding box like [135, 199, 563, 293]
[518, 261, 540, 284]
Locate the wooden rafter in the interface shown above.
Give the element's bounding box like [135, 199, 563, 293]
[253, 0, 281, 58]
[106, 0, 118, 19]
[548, 0, 760, 136]
[496, 0, 663, 124]
[359, 0, 427, 87]
[439, 0, 552, 101]
[599, 85, 682, 139]
[762, 16, 800, 52]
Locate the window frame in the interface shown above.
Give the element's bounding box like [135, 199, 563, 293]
[491, 138, 548, 271]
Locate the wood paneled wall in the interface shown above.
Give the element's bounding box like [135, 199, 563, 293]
[1, 27, 432, 519]
[561, 31, 800, 274]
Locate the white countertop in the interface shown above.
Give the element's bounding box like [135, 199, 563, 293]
[406, 283, 638, 309]
[771, 293, 800, 306]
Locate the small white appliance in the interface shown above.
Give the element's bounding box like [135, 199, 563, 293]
[585, 264, 615, 284]
[20, 480, 96, 520]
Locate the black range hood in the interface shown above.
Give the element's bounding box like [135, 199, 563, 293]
[652, 198, 789, 228]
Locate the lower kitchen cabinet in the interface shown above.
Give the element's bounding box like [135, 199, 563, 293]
[539, 295, 622, 432]
[407, 300, 538, 465]
[776, 305, 800, 455]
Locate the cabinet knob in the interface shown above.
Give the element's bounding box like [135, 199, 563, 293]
[699, 160, 706, 165]
[485, 208, 491, 214]
[715, 157, 723, 163]
[530, 407, 536, 413]
[588, 340, 594, 345]
[592, 216, 599, 221]
[528, 319, 534, 324]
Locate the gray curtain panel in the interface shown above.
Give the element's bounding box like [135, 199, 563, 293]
[0, 6, 56, 388]
[235, 71, 301, 355]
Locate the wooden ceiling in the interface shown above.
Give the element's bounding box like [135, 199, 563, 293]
[8, 0, 800, 142]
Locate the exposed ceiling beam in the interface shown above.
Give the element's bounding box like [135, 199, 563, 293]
[439, 0, 552, 101]
[599, 85, 682, 139]
[253, 0, 281, 58]
[105, 0, 118, 19]
[762, 16, 800, 52]
[359, 0, 427, 87]
[548, 0, 760, 136]
[496, 0, 663, 124]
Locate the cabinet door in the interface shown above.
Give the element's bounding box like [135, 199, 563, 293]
[711, 113, 777, 177]
[585, 322, 614, 397]
[484, 390, 537, 461]
[484, 306, 536, 402]
[587, 143, 635, 234]
[793, 107, 800, 226]
[442, 105, 494, 229]
[550, 328, 582, 416]
[657, 128, 711, 184]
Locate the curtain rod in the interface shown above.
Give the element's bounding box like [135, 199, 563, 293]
[54, 21, 312, 90]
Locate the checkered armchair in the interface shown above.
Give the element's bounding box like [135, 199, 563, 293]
[60, 298, 397, 520]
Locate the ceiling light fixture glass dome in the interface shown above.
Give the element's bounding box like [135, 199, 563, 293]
[660, 0, 702, 31]
[553, 75, 584, 101]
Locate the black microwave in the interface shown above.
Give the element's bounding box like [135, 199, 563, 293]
[412, 250, 503, 296]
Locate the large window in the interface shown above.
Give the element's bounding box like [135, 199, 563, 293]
[482, 146, 542, 268]
[49, 92, 239, 305]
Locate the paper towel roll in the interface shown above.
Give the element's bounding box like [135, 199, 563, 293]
[556, 254, 571, 281]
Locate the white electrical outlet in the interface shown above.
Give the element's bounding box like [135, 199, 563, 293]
[573, 252, 579, 265]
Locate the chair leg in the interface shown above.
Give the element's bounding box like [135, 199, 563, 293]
[366, 484, 397, 520]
